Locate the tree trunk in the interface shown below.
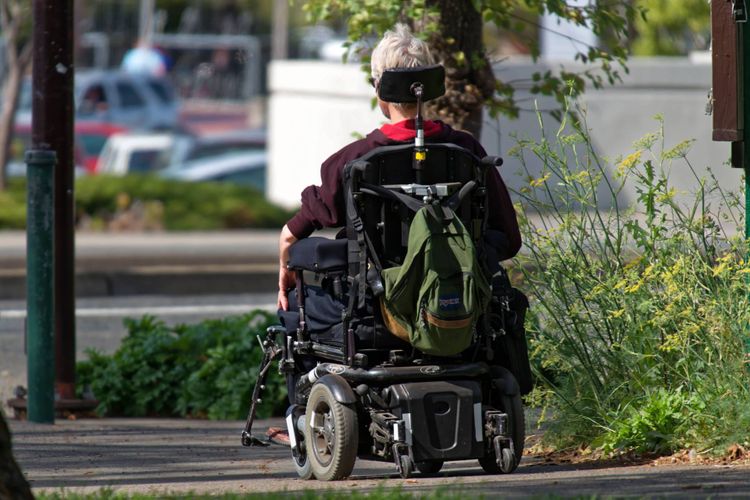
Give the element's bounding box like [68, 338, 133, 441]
[421, 0, 495, 138]
[0, 412, 34, 499]
[0, 66, 25, 191]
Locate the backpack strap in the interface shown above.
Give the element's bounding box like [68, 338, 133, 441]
[345, 168, 385, 309]
[363, 180, 476, 225]
[444, 180, 477, 211]
[359, 182, 424, 213]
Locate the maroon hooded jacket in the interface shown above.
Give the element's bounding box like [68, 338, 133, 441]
[286, 120, 522, 260]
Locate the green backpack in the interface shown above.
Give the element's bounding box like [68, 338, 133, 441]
[380, 205, 491, 356]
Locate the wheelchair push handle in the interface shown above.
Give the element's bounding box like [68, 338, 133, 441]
[480, 156, 503, 168]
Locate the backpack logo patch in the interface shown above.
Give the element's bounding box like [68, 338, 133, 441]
[438, 293, 462, 311]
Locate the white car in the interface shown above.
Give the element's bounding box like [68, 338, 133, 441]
[160, 150, 266, 190]
[154, 129, 266, 170]
[96, 133, 175, 175]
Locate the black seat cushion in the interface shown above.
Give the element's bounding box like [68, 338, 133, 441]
[288, 237, 348, 272]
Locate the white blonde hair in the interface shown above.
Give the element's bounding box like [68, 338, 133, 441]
[370, 24, 435, 106]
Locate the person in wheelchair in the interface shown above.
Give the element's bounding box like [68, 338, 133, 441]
[246, 23, 531, 481]
[277, 24, 521, 313]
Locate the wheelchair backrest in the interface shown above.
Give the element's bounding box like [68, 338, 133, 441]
[346, 143, 487, 267]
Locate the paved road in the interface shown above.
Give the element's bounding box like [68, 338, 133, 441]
[0, 231, 280, 265]
[0, 230, 283, 299]
[7, 418, 750, 497]
[0, 293, 277, 405]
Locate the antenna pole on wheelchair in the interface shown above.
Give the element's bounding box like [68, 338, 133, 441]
[411, 82, 426, 184]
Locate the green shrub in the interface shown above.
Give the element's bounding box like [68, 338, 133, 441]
[76, 311, 287, 419]
[75, 175, 292, 230]
[0, 175, 293, 230]
[0, 178, 27, 229]
[515, 112, 750, 455]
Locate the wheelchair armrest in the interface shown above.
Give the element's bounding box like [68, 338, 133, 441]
[288, 237, 348, 273]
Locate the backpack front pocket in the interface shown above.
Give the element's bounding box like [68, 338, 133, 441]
[410, 270, 478, 355]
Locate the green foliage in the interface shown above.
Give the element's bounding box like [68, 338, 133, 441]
[0, 175, 292, 230]
[632, 0, 710, 56]
[514, 111, 750, 456]
[76, 311, 287, 420]
[301, 0, 643, 119]
[600, 388, 693, 455]
[75, 175, 292, 230]
[0, 178, 26, 228]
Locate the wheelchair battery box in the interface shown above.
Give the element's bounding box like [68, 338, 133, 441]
[385, 380, 484, 462]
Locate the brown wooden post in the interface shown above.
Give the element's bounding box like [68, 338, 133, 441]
[712, 0, 743, 143]
[712, 0, 750, 366]
[33, 0, 77, 401]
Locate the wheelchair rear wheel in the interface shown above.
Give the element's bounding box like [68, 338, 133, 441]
[304, 383, 359, 480]
[478, 391, 525, 474]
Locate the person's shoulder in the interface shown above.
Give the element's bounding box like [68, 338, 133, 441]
[435, 121, 478, 143]
[434, 121, 486, 156]
[322, 129, 389, 167]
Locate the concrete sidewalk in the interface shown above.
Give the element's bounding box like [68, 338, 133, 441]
[0, 231, 281, 300]
[7, 417, 750, 496]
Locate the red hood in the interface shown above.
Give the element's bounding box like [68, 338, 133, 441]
[380, 119, 443, 141]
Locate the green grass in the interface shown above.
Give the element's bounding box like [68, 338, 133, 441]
[35, 487, 466, 500]
[35, 487, 600, 500]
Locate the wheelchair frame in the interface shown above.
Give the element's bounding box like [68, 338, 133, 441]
[240, 65, 527, 481]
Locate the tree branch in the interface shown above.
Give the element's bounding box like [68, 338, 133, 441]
[18, 39, 32, 69]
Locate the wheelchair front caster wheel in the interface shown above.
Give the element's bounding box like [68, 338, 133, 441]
[499, 447, 515, 473]
[398, 455, 414, 479]
[304, 383, 358, 481]
[292, 447, 313, 480]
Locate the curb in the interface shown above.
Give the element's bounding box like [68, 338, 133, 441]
[0, 265, 278, 300]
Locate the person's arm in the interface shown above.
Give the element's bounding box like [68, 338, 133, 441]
[277, 224, 298, 311]
[486, 168, 522, 259]
[458, 130, 522, 259]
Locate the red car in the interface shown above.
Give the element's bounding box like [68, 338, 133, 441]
[11, 122, 128, 175]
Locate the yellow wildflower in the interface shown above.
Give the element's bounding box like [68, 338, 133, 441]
[608, 309, 625, 319]
[530, 172, 551, 188]
[712, 261, 729, 276]
[624, 281, 642, 293]
[616, 150, 642, 176]
[614, 279, 628, 290]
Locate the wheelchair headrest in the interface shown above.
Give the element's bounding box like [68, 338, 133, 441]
[377, 64, 445, 103]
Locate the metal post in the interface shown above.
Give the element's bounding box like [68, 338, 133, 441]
[25, 150, 56, 424]
[32, 0, 76, 401]
[271, 0, 289, 60]
[139, 0, 155, 45]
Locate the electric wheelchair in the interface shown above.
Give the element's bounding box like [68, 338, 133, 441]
[241, 65, 531, 481]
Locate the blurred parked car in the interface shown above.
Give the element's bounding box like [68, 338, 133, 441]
[16, 70, 179, 130]
[154, 128, 266, 170]
[75, 122, 129, 173]
[160, 150, 266, 190]
[97, 133, 175, 175]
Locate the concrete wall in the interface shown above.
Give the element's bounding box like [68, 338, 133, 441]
[267, 57, 739, 213]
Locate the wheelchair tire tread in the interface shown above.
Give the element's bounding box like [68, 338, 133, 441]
[305, 383, 359, 481]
